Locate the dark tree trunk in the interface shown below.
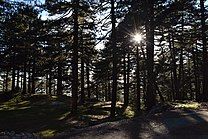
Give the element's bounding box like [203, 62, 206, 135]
[96, 85, 99, 100]
[20, 74, 23, 90]
[123, 54, 127, 104]
[57, 61, 63, 96]
[178, 47, 183, 99]
[48, 71, 52, 95]
[124, 52, 130, 107]
[12, 54, 16, 91]
[200, 0, 208, 101]
[86, 61, 90, 99]
[28, 67, 31, 94]
[178, 13, 185, 100]
[141, 46, 147, 103]
[170, 71, 174, 101]
[105, 83, 108, 101]
[46, 74, 48, 95]
[108, 80, 111, 101]
[168, 30, 179, 100]
[136, 46, 141, 112]
[31, 59, 36, 94]
[187, 52, 193, 99]
[22, 58, 27, 94]
[16, 68, 20, 88]
[193, 46, 200, 101]
[71, 0, 79, 114]
[145, 0, 156, 110]
[5, 70, 8, 92]
[110, 0, 117, 117]
[2, 74, 4, 92]
[80, 58, 85, 104]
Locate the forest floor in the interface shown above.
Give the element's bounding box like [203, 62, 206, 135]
[60, 107, 208, 139]
[0, 95, 208, 138]
[0, 94, 135, 138]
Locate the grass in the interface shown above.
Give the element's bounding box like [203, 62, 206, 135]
[1, 94, 203, 137]
[172, 101, 201, 109]
[0, 94, 135, 138]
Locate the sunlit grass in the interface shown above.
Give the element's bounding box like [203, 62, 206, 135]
[173, 102, 200, 109]
[123, 106, 135, 118]
[58, 111, 71, 120]
[39, 129, 57, 137]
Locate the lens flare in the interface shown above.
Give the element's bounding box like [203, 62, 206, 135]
[133, 33, 143, 43]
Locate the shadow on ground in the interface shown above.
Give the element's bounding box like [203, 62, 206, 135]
[62, 109, 208, 139]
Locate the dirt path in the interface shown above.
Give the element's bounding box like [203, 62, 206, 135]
[54, 109, 208, 139]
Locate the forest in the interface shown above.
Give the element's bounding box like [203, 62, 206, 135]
[0, 0, 208, 138]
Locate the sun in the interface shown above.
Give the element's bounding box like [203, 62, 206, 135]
[133, 33, 143, 43]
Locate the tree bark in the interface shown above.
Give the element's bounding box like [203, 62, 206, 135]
[5, 70, 8, 92]
[123, 54, 127, 104]
[31, 59, 36, 94]
[136, 46, 141, 111]
[57, 61, 63, 96]
[86, 61, 90, 99]
[28, 67, 31, 94]
[178, 12, 185, 100]
[71, 0, 79, 114]
[12, 53, 16, 91]
[193, 46, 200, 101]
[145, 0, 156, 110]
[48, 71, 52, 95]
[16, 68, 20, 89]
[200, 0, 208, 101]
[80, 58, 85, 103]
[124, 52, 130, 107]
[110, 0, 117, 117]
[22, 57, 27, 94]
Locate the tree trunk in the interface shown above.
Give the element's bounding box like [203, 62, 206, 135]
[48, 71, 52, 95]
[145, 0, 156, 110]
[5, 70, 8, 92]
[16, 68, 20, 89]
[31, 59, 36, 94]
[80, 58, 85, 104]
[123, 54, 127, 104]
[105, 83, 108, 101]
[200, 0, 208, 101]
[71, 0, 79, 114]
[86, 61, 90, 99]
[96, 85, 99, 100]
[136, 46, 141, 111]
[141, 46, 147, 103]
[168, 30, 179, 100]
[20, 74, 23, 90]
[22, 58, 27, 94]
[28, 67, 31, 94]
[124, 52, 130, 107]
[57, 61, 63, 96]
[12, 53, 16, 91]
[46, 74, 48, 94]
[108, 80, 111, 101]
[110, 0, 117, 117]
[193, 46, 200, 101]
[178, 12, 185, 100]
